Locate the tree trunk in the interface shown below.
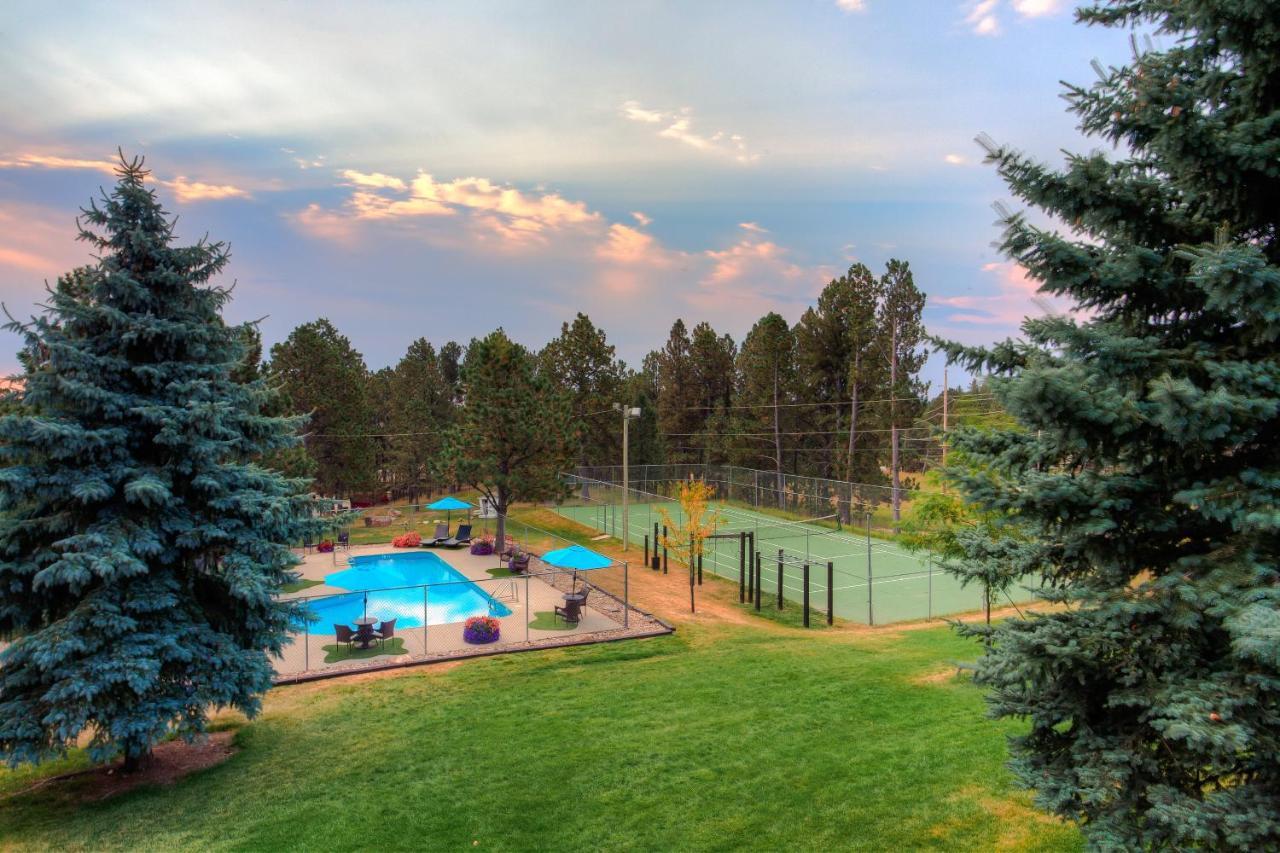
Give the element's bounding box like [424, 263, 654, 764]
[122, 743, 154, 774]
[494, 485, 508, 552]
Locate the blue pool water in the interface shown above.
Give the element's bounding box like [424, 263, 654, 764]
[301, 551, 511, 633]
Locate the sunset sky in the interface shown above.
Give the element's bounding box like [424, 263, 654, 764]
[0, 0, 1132, 385]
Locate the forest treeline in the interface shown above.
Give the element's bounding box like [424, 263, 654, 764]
[253, 258, 989, 509]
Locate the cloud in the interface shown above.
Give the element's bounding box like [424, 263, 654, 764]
[964, 0, 1001, 36]
[0, 153, 118, 174]
[631, 211, 652, 226]
[293, 168, 600, 250]
[158, 176, 251, 202]
[835, 0, 867, 11]
[936, 261, 1075, 326]
[619, 100, 664, 123]
[341, 170, 407, 191]
[943, 153, 968, 166]
[620, 101, 759, 164]
[1011, 0, 1065, 16]
[597, 223, 673, 267]
[738, 221, 767, 233]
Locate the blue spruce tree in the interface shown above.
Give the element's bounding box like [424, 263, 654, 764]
[939, 1, 1280, 847]
[0, 155, 322, 771]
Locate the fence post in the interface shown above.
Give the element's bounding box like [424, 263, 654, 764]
[927, 556, 933, 620]
[777, 548, 784, 610]
[662, 525, 668, 574]
[525, 573, 531, 642]
[424, 584, 429, 654]
[803, 563, 810, 627]
[827, 561, 834, 625]
[739, 532, 746, 603]
[697, 552, 702, 586]
[754, 551, 762, 611]
[653, 522, 660, 570]
[304, 620, 309, 672]
[689, 533, 696, 613]
[644, 534, 650, 569]
[866, 512, 874, 627]
[624, 561, 629, 628]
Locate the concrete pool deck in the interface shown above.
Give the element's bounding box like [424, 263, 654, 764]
[273, 541, 670, 681]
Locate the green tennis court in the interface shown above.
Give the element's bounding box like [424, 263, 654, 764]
[555, 496, 1036, 625]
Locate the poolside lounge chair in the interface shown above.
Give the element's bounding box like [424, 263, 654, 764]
[334, 624, 358, 649]
[441, 524, 473, 548]
[553, 599, 582, 626]
[374, 618, 396, 649]
[426, 523, 449, 546]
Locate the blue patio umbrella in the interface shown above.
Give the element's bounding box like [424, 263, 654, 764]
[540, 544, 612, 592]
[425, 496, 473, 526]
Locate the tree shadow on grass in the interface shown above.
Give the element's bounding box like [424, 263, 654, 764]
[321, 638, 408, 664]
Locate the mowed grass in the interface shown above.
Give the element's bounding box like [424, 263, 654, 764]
[0, 621, 1080, 851]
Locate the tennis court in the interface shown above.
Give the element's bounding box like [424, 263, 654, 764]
[556, 475, 1037, 625]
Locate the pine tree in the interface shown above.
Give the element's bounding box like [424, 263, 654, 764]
[388, 338, 453, 505]
[938, 2, 1280, 846]
[436, 330, 576, 548]
[653, 320, 701, 464]
[876, 259, 927, 526]
[267, 319, 375, 497]
[0, 155, 321, 770]
[539, 313, 624, 467]
[734, 312, 796, 504]
[688, 322, 736, 464]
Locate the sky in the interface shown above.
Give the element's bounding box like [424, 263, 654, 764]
[0, 0, 1137, 388]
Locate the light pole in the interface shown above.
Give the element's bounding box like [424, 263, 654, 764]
[614, 403, 641, 551]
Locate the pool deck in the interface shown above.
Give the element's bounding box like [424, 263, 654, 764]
[274, 541, 668, 681]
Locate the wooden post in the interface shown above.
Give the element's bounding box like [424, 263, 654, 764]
[653, 522, 660, 570]
[803, 563, 810, 627]
[689, 532, 696, 613]
[697, 552, 703, 586]
[738, 532, 746, 603]
[777, 549, 784, 610]
[827, 561, 834, 625]
[662, 525, 668, 574]
[747, 548, 757, 607]
[644, 534, 649, 569]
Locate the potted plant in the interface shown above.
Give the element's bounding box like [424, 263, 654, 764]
[317, 539, 334, 553]
[470, 535, 495, 556]
[462, 615, 501, 644]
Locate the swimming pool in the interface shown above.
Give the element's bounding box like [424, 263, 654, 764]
[302, 551, 512, 633]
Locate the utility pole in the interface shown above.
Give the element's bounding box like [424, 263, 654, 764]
[942, 366, 949, 469]
[615, 403, 641, 551]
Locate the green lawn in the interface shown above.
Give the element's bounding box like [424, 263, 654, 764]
[0, 621, 1079, 851]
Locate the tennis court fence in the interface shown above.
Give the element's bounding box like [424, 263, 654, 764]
[557, 470, 1040, 626]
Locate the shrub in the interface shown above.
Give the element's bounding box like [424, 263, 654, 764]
[462, 615, 501, 644]
[392, 531, 421, 548]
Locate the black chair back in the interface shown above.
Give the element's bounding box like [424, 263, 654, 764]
[455, 524, 472, 540]
[377, 618, 397, 640]
[335, 624, 355, 643]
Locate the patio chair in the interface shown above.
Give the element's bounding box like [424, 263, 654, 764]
[337, 530, 350, 550]
[553, 599, 582, 626]
[426, 523, 449, 546]
[441, 524, 473, 548]
[576, 587, 591, 609]
[374, 618, 396, 649]
[303, 536, 314, 554]
[334, 624, 357, 649]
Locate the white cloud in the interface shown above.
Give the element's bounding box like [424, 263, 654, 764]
[964, 0, 1002, 36]
[620, 101, 759, 164]
[738, 222, 767, 233]
[1011, 0, 1065, 16]
[0, 152, 251, 203]
[835, 0, 867, 12]
[943, 153, 968, 166]
[158, 176, 251, 202]
[631, 211, 652, 226]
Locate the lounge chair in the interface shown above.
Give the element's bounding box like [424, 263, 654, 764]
[553, 599, 582, 626]
[334, 624, 357, 649]
[440, 524, 473, 548]
[426, 523, 449, 546]
[374, 618, 396, 649]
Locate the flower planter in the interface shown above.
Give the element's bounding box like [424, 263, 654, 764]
[463, 616, 501, 644]
[470, 539, 494, 556]
[317, 540, 334, 553]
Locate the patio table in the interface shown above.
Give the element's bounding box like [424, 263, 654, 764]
[353, 617, 378, 649]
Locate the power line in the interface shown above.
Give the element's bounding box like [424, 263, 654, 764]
[661, 426, 932, 438]
[690, 392, 997, 412]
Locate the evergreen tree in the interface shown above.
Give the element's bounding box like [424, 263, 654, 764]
[539, 313, 625, 467]
[267, 319, 375, 497]
[939, 2, 1280, 846]
[876, 259, 927, 525]
[436, 330, 576, 548]
[388, 338, 453, 504]
[439, 340, 464, 404]
[734, 312, 796, 504]
[0, 156, 321, 770]
[653, 320, 701, 464]
[688, 322, 736, 464]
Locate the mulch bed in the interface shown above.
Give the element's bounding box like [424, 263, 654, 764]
[6, 732, 238, 803]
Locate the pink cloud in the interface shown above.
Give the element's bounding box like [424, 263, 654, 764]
[937, 261, 1076, 327]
